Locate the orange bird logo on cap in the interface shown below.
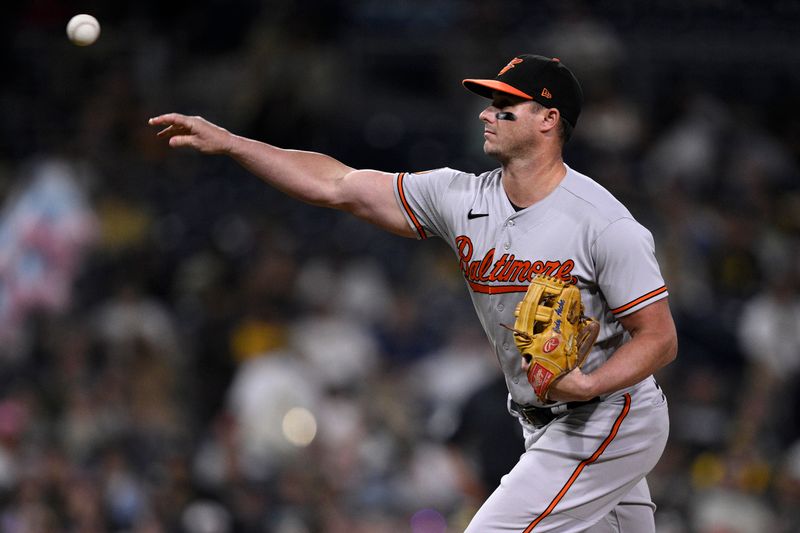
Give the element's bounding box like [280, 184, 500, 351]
[498, 57, 524, 76]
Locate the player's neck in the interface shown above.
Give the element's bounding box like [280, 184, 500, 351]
[501, 153, 566, 209]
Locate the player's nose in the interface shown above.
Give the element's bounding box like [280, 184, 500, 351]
[479, 106, 497, 123]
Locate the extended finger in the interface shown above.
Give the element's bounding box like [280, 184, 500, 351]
[155, 125, 175, 137]
[167, 135, 197, 148]
[155, 124, 191, 138]
[148, 113, 190, 128]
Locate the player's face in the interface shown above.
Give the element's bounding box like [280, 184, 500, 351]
[479, 93, 542, 162]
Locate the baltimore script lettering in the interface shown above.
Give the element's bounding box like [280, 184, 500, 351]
[455, 235, 578, 287]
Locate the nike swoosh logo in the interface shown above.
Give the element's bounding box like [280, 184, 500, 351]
[467, 209, 489, 220]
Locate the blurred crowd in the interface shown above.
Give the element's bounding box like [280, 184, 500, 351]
[3, 1, 800, 532]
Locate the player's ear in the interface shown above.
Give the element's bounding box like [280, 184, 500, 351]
[541, 108, 560, 134]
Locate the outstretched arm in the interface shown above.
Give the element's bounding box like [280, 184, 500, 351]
[148, 113, 416, 238]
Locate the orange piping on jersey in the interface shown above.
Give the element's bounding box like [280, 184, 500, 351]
[467, 281, 528, 294]
[523, 394, 632, 532]
[396, 173, 427, 240]
[610, 286, 667, 315]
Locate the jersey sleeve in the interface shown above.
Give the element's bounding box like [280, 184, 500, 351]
[592, 217, 668, 317]
[393, 168, 460, 240]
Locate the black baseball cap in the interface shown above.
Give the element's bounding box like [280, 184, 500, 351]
[463, 54, 583, 128]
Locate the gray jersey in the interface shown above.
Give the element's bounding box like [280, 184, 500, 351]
[394, 164, 668, 407]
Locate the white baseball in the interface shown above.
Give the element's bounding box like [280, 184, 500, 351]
[66, 14, 101, 46]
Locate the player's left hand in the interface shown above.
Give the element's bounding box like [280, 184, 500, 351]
[545, 368, 596, 402]
[506, 275, 600, 402]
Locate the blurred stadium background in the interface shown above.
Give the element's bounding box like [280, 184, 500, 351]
[2, 1, 800, 531]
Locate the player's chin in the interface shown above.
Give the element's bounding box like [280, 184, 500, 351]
[483, 144, 506, 162]
[483, 142, 501, 157]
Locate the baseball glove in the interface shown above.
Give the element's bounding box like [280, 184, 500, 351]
[502, 275, 600, 402]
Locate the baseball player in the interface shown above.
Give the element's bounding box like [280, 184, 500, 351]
[149, 54, 677, 532]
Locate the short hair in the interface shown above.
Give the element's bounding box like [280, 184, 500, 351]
[558, 119, 574, 144]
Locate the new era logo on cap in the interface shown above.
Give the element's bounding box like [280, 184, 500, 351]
[462, 54, 583, 128]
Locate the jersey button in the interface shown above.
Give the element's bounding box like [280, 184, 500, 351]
[497, 303, 504, 311]
[503, 242, 510, 250]
[512, 377, 519, 384]
[503, 342, 510, 350]
[508, 220, 515, 227]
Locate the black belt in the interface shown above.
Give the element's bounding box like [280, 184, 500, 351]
[511, 397, 601, 427]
